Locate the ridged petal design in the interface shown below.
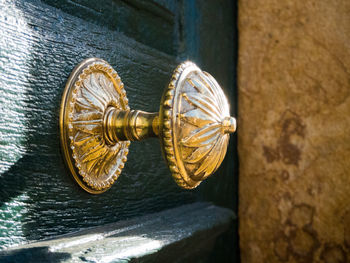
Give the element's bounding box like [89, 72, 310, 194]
[160, 62, 232, 189]
[60, 58, 130, 194]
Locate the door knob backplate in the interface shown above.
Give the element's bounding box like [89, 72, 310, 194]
[60, 58, 236, 194]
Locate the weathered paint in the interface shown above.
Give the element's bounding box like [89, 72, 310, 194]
[0, 202, 235, 262]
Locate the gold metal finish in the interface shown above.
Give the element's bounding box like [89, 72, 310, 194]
[60, 58, 129, 194]
[104, 109, 159, 142]
[60, 58, 236, 194]
[159, 62, 236, 189]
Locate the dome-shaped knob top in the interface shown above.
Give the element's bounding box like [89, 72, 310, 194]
[160, 62, 236, 189]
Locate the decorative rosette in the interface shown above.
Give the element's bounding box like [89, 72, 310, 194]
[61, 58, 129, 193]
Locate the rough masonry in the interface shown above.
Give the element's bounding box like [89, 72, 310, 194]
[238, 0, 350, 262]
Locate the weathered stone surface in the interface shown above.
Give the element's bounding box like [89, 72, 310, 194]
[238, 0, 350, 262]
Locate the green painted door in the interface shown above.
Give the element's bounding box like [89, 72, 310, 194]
[0, 0, 238, 261]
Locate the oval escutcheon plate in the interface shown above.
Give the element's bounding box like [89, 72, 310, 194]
[60, 58, 130, 194]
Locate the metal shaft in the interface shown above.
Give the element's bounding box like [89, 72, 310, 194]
[104, 107, 159, 143]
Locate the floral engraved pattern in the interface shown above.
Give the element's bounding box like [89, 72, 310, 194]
[181, 75, 230, 177]
[161, 62, 232, 189]
[67, 61, 129, 192]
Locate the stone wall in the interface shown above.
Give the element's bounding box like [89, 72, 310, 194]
[238, 0, 350, 262]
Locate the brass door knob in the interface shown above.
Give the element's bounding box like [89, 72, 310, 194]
[60, 58, 236, 194]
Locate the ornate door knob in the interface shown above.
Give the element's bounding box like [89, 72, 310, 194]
[60, 58, 236, 194]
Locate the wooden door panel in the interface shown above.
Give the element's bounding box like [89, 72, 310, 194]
[0, 0, 238, 260]
[0, 203, 235, 262]
[40, 0, 177, 55]
[0, 0, 195, 249]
